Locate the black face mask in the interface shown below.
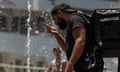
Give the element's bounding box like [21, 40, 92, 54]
[57, 17, 67, 30]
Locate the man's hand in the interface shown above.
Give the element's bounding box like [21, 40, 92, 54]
[64, 62, 74, 72]
[46, 24, 58, 36]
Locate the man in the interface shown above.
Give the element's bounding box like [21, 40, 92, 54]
[45, 48, 67, 72]
[46, 3, 103, 72]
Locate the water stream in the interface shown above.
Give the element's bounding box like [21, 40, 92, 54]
[26, 0, 32, 72]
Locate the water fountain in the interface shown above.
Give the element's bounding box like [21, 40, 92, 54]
[26, 0, 32, 72]
[25, 0, 59, 71]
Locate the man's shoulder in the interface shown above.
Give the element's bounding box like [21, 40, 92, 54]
[51, 59, 56, 64]
[61, 59, 67, 63]
[72, 10, 83, 16]
[71, 11, 84, 21]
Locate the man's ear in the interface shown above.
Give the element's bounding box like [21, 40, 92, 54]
[57, 10, 63, 17]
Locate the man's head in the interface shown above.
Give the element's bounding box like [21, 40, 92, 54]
[51, 3, 76, 30]
[53, 47, 62, 57]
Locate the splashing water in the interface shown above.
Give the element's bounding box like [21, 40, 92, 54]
[26, 0, 32, 72]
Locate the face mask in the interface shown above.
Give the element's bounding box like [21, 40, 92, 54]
[57, 17, 67, 30]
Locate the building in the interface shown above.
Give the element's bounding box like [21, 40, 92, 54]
[0, 6, 57, 72]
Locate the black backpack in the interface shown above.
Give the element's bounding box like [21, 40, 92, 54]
[80, 13, 98, 48]
[91, 9, 120, 57]
[78, 13, 104, 71]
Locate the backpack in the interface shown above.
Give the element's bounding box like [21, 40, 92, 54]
[92, 9, 120, 57]
[78, 13, 104, 71]
[79, 13, 98, 48]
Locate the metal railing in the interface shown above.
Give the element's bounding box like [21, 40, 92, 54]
[0, 63, 46, 70]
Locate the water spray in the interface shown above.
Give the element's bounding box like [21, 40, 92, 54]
[26, 0, 32, 72]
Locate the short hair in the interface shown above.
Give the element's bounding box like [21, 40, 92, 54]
[51, 3, 76, 15]
[53, 47, 61, 53]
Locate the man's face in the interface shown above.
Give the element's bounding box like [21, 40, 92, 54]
[52, 14, 67, 30]
[54, 48, 61, 57]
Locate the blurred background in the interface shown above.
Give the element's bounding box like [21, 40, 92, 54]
[0, 0, 120, 72]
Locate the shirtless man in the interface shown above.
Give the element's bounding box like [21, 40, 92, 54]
[45, 48, 67, 72]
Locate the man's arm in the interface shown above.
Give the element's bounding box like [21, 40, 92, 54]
[46, 24, 67, 52]
[69, 27, 86, 66]
[64, 26, 86, 72]
[54, 33, 67, 52]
